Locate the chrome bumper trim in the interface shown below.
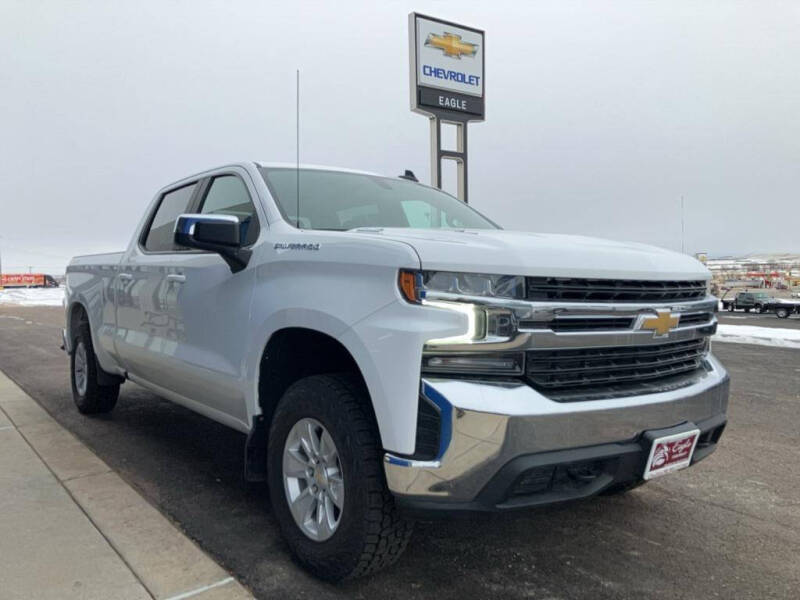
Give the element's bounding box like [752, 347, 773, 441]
[384, 355, 729, 503]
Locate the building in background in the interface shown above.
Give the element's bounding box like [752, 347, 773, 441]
[706, 254, 800, 291]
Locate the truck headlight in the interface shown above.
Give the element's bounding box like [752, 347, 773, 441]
[398, 270, 525, 302]
[399, 270, 520, 345]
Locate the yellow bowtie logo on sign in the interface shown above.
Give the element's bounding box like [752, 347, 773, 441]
[425, 32, 478, 59]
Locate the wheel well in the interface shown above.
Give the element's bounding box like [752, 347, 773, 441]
[68, 303, 89, 347]
[245, 327, 373, 482]
[257, 327, 368, 427]
[67, 302, 124, 386]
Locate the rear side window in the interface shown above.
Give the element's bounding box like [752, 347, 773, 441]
[144, 184, 197, 252]
[199, 175, 260, 245]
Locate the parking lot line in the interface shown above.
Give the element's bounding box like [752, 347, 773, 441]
[163, 577, 238, 600]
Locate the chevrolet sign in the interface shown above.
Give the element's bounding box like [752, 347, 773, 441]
[409, 13, 485, 120]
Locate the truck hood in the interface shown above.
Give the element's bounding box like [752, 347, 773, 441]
[351, 228, 709, 280]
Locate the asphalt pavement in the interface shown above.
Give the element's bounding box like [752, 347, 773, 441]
[0, 305, 798, 599]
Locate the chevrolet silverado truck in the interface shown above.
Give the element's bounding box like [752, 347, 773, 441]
[63, 162, 729, 581]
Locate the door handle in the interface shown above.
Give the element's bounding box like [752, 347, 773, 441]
[118, 273, 133, 281]
[166, 274, 186, 283]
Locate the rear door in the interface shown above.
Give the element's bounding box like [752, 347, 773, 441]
[115, 181, 201, 388]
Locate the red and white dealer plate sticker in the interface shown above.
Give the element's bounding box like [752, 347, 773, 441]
[643, 429, 700, 480]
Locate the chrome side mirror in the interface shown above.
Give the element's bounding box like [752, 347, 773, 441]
[174, 214, 251, 273]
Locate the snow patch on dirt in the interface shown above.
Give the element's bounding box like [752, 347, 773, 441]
[713, 324, 800, 349]
[0, 288, 65, 307]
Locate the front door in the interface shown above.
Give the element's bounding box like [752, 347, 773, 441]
[117, 171, 261, 427]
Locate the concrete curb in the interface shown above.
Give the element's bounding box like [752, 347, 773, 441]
[0, 370, 253, 600]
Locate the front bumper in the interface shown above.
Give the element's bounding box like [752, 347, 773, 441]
[384, 354, 729, 512]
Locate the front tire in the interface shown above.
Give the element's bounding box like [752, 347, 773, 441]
[267, 374, 413, 581]
[70, 322, 119, 414]
[776, 307, 790, 319]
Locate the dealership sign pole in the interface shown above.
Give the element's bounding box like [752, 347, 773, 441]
[409, 12, 485, 203]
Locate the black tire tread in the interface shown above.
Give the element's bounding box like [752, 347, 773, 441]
[268, 373, 412, 581]
[71, 321, 119, 414]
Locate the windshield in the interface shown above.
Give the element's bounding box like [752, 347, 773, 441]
[258, 167, 499, 231]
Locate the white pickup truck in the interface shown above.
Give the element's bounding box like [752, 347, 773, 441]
[63, 162, 729, 581]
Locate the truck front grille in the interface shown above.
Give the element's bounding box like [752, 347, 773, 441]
[526, 338, 708, 401]
[526, 277, 707, 303]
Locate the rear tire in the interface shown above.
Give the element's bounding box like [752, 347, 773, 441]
[727, 304, 734, 312]
[267, 374, 413, 581]
[70, 322, 119, 414]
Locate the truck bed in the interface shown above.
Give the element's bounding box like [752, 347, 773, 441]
[69, 251, 125, 268]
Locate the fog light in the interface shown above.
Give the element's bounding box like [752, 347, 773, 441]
[422, 353, 524, 375]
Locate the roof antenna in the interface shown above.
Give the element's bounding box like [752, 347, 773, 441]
[399, 169, 418, 182]
[296, 68, 301, 229]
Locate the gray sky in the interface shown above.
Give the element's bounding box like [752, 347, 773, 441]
[2, 0, 799, 273]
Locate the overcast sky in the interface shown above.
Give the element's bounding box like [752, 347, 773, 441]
[1, 1, 799, 273]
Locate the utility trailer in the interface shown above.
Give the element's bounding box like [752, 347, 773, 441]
[765, 301, 800, 319]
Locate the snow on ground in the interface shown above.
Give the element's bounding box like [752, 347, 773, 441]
[0, 287, 65, 307]
[713, 324, 800, 349]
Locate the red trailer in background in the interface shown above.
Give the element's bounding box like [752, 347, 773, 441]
[0, 273, 59, 288]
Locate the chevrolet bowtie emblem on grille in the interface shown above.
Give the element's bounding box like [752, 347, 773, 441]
[425, 32, 478, 58]
[639, 310, 681, 337]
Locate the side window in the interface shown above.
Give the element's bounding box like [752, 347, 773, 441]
[199, 175, 260, 245]
[143, 183, 197, 252]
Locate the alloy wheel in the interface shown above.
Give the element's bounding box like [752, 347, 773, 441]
[282, 418, 344, 541]
[74, 342, 88, 396]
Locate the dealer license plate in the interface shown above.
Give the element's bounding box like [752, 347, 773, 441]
[643, 429, 700, 480]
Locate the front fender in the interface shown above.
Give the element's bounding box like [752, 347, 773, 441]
[341, 300, 466, 454]
[243, 307, 354, 426]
